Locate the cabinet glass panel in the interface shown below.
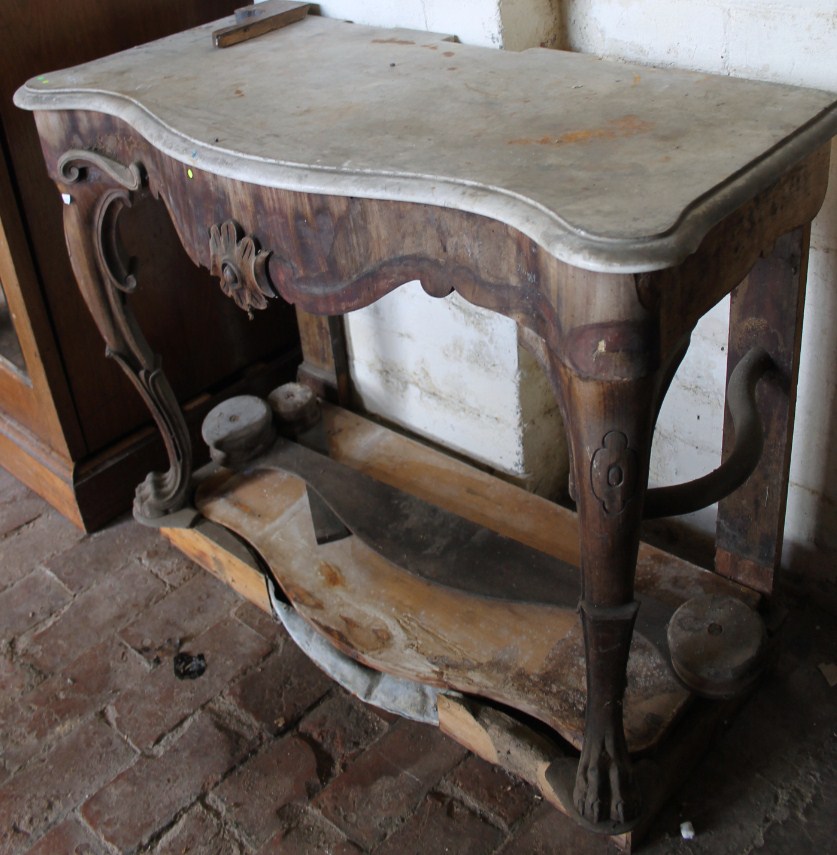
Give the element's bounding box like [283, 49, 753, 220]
[0, 275, 26, 374]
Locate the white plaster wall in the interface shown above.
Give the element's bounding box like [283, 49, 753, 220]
[499, 0, 564, 50]
[563, 0, 836, 88]
[318, 0, 569, 497]
[561, 0, 837, 567]
[316, 0, 501, 47]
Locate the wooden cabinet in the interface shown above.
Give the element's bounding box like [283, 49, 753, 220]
[0, 0, 300, 530]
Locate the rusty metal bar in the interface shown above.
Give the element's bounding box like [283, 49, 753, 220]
[644, 346, 772, 519]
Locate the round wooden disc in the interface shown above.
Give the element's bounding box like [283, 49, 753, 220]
[201, 395, 276, 466]
[268, 382, 320, 433]
[667, 595, 767, 699]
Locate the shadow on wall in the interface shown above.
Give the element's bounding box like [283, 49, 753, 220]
[814, 380, 837, 561]
[721, 152, 837, 586]
[811, 318, 837, 564]
[787, 150, 837, 579]
[809, 147, 837, 565]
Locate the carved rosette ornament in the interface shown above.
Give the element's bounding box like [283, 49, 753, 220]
[209, 221, 275, 315]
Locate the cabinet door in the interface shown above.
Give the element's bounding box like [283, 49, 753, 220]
[0, 145, 76, 453]
[1, 0, 297, 457]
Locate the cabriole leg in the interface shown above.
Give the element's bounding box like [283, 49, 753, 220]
[545, 352, 663, 830]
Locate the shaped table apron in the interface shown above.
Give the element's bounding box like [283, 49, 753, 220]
[35, 109, 831, 347]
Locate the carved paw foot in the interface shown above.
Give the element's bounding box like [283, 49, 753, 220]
[132, 469, 198, 528]
[573, 734, 641, 827]
[134, 469, 176, 519]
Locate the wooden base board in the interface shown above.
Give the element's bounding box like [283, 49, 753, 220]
[195, 463, 691, 754]
[0, 353, 297, 532]
[162, 403, 760, 850]
[0, 409, 87, 529]
[165, 513, 753, 853]
[166, 401, 756, 605]
[165, 516, 269, 609]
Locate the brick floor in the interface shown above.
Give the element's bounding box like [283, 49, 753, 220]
[209, 734, 320, 848]
[82, 710, 253, 852]
[111, 617, 272, 750]
[1, 467, 835, 854]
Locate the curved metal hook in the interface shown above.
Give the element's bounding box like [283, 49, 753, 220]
[644, 346, 773, 519]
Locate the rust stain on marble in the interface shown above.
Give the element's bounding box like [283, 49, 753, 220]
[509, 115, 654, 146]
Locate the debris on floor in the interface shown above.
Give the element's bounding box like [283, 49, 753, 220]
[173, 651, 207, 680]
[680, 821, 696, 840]
[818, 663, 837, 687]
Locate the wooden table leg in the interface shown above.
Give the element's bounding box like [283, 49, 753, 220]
[564, 373, 656, 824]
[553, 360, 661, 828]
[58, 149, 193, 523]
[295, 311, 352, 405]
[716, 226, 810, 594]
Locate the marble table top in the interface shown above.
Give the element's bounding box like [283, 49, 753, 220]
[15, 13, 837, 272]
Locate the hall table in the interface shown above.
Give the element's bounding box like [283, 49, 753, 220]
[15, 6, 837, 843]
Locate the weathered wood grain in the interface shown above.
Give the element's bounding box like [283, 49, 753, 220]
[212, 1, 310, 48]
[194, 464, 689, 754]
[165, 402, 758, 611]
[716, 228, 810, 595]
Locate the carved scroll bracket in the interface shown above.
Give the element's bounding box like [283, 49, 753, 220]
[59, 149, 143, 192]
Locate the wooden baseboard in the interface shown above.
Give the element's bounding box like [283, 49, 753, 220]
[0, 351, 300, 532]
[0, 410, 85, 527]
[162, 403, 762, 851]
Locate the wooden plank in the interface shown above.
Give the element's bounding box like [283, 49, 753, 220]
[161, 403, 766, 844]
[164, 401, 756, 637]
[321, 404, 758, 608]
[194, 465, 689, 754]
[715, 227, 810, 595]
[437, 695, 565, 808]
[164, 517, 269, 609]
[165, 402, 758, 615]
[212, 1, 310, 48]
